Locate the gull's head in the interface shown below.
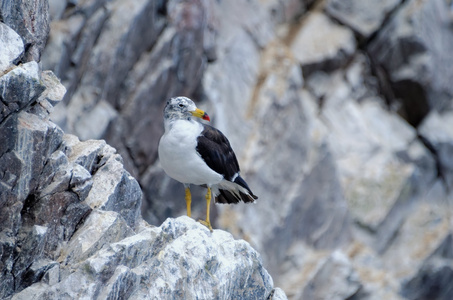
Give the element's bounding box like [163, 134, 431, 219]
[164, 97, 210, 121]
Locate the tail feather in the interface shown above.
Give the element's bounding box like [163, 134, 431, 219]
[238, 190, 256, 203]
[213, 175, 258, 204]
[233, 176, 258, 199]
[216, 189, 241, 204]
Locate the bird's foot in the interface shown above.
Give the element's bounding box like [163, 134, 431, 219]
[198, 219, 213, 232]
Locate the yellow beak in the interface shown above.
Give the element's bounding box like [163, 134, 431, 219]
[190, 108, 210, 121]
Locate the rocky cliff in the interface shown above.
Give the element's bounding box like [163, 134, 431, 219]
[2, 0, 453, 299]
[0, 1, 285, 299]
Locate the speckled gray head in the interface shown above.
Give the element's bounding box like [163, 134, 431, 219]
[163, 97, 210, 121]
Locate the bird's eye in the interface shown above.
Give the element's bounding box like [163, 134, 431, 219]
[178, 104, 184, 108]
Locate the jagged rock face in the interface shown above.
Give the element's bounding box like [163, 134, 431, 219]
[367, 0, 453, 126]
[325, 0, 401, 38]
[2, 0, 453, 299]
[12, 217, 280, 300]
[0, 2, 286, 299]
[0, 0, 50, 62]
[0, 53, 141, 296]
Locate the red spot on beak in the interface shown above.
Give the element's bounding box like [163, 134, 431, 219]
[203, 112, 210, 121]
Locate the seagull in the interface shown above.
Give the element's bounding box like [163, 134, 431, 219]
[158, 96, 258, 231]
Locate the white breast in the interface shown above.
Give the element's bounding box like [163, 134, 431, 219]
[158, 120, 223, 186]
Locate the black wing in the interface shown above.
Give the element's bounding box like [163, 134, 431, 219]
[196, 124, 258, 203]
[196, 124, 239, 181]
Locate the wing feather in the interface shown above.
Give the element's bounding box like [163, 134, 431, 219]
[196, 124, 258, 202]
[196, 124, 240, 181]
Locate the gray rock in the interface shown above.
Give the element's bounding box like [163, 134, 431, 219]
[11, 283, 49, 300]
[0, 62, 46, 121]
[264, 148, 352, 274]
[12, 225, 48, 287]
[303, 58, 438, 258]
[381, 187, 451, 279]
[1, 2, 286, 300]
[214, 43, 307, 241]
[73, 100, 117, 140]
[60, 201, 92, 240]
[6, 0, 453, 299]
[264, 0, 315, 24]
[69, 163, 93, 201]
[19, 259, 59, 291]
[83, 143, 142, 230]
[221, 43, 352, 274]
[97, 265, 139, 300]
[61, 209, 133, 264]
[0, 23, 24, 73]
[326, 0, 401, 38]
[96, 0, 167, 108]
[58, 135, 143, 231]
[64, 136, 108, 173]
[0, 0, 50, 62]
[37, 150, 71, 198]
[37, 70, 66, 108]
[0, 107, 64, 241]
[418, 111, 453, 190]
[291, 12, 356, 77]
[64, 0, 110, 19]
[42, 262, 59, 286]
[13, 217, 285, 300]
[302, 250, 361, 300]
[307, 62, 419, 232]
[402, 254, 453, 300]
[130, 218, 277, 299]
[202, 28, 261, 153]
[367, 0, 453, 126]
[17, 108, 64, 191]
[44, 0, 167, 133]
[48, 0, 66, 21]
[0, 56, 71, 297]
[46, 10, 107, 104]
[109, 0, 213, 168]
[21, 192, 89, 257]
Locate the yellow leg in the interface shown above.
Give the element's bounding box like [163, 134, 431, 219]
[185, 187, 191, 218]
[198, 187, 213, 231]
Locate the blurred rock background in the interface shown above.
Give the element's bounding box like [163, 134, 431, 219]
[2, 0, 453, 299]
